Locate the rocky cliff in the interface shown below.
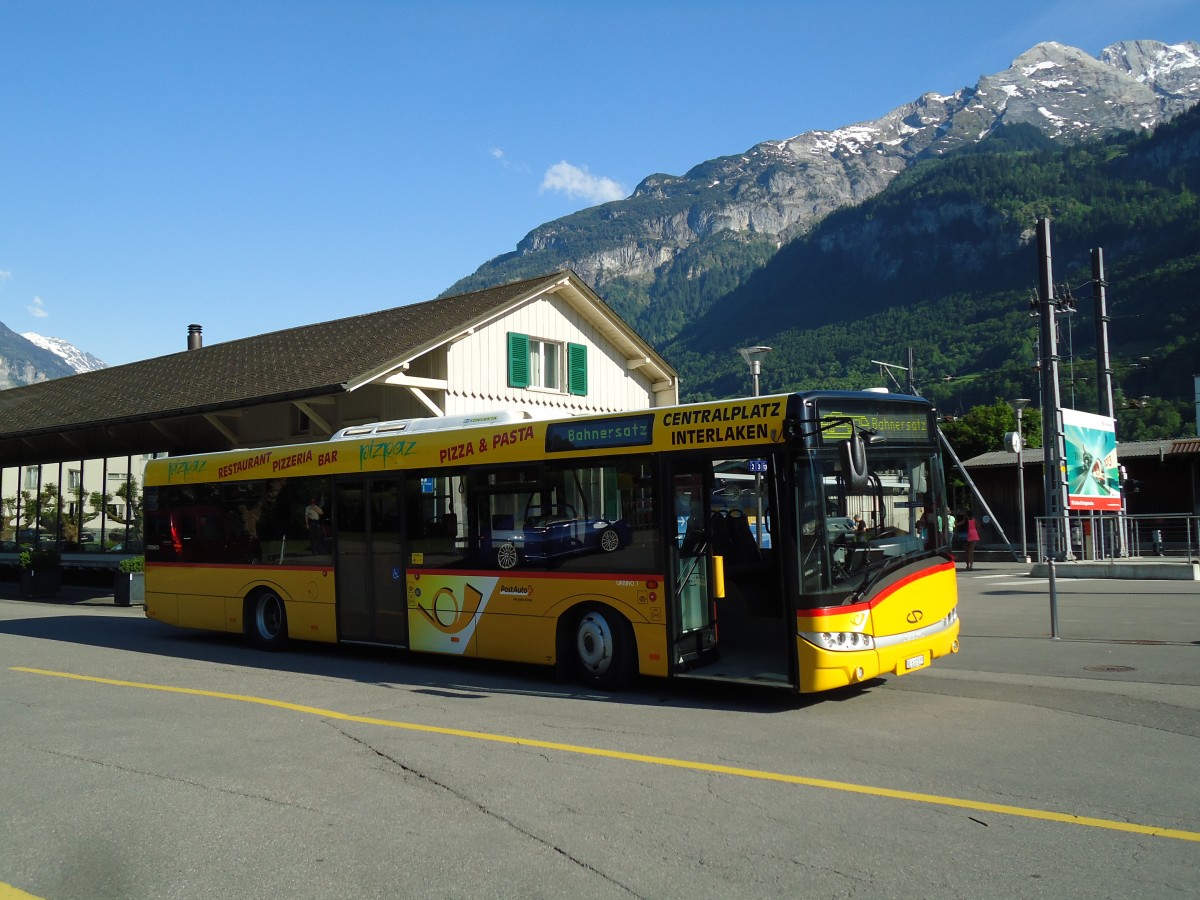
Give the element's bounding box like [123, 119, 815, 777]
[446, 40, 1200, 343]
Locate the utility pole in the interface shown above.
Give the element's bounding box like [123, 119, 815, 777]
[1093, 248, 1114, 419]
[1036, 218, 1073, 560]
[1092, 247, 1127, 558]
[874, 351, 1014, 552]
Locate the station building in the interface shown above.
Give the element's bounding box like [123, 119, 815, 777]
[0, 271, 677, 566]
[961, 438, 1200, 557]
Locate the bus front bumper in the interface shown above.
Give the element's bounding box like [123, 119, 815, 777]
[797, 617, 961, 693]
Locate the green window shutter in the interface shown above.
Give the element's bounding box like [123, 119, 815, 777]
[567, 343, 587, 396]
[507, 332, 529, 388]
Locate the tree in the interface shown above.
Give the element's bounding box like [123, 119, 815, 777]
[1116, 398, 1184, 441]
[0, 494, 19, 542]
[941, 400, 1043, 462]
[115, 476, 144, 547]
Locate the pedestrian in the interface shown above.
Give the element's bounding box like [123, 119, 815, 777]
[964, 512, 980, 570]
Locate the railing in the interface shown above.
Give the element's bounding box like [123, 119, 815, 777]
[1034, 513, 1198, 563]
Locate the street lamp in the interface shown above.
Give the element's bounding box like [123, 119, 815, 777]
[1006, 399, 1031, 563]
[738, 346, 772, 397]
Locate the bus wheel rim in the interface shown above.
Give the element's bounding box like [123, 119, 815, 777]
[257, 595, 282, 638]
[576, 612, 612, 674]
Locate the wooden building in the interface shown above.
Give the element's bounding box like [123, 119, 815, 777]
[0, 271, 677, 562]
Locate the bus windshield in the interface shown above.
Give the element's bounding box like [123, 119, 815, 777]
[795, 447, 947, 603]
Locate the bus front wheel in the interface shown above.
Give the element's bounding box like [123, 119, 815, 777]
[245, 589, 289, 651]
[573, 605, 636, 689]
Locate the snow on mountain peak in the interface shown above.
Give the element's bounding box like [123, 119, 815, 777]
[1100, 39, 1200, 86]
[21, 333, 108, 374]
[1022, 59, 1061, 77]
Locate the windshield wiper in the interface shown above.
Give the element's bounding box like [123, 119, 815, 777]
[847, 552, 913, 603]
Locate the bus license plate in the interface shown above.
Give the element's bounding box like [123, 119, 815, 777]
[903, 653, 928, 672]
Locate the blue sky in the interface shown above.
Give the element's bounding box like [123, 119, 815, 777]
[2, 1, 1198, 366]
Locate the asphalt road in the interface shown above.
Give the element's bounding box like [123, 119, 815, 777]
[0, 564, 1197, 899]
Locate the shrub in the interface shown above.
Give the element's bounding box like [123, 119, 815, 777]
[118, 556, 145, 574]
[19, 546, 60, 570]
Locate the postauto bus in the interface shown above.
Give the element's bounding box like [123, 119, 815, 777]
[144, 391, 959, 693]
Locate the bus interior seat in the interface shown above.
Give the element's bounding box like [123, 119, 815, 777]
[711, 510, 759, 566]
[725, 508, 760, 562]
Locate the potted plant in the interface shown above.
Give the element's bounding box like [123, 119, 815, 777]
[19, 545, 62, 599]
[114, 555, 145, 607]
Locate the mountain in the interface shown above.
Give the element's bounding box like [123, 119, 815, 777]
[445, 40, 1200, 347]
[664, 102, 1200, 424]
[0, 322, 78, 389]
[20, 332, 108, 374]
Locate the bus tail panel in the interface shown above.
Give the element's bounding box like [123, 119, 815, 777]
[145, 564, 339, 643]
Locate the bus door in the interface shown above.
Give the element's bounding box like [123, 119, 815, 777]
[334, 477, 408, 646]
[670, 456, 790, 686]
[671, 464, 717, 668]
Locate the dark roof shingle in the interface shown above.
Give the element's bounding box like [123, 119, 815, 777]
[0, 273, 562, 439]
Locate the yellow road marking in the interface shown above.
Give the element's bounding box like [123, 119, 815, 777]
[13, 666, 1200, 843]
[0, 882, 44, 899]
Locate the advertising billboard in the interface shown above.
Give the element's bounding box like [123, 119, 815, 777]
[1062, 408, 1122, 511]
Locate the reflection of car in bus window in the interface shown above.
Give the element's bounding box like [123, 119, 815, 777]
[487, 499, 631, 570]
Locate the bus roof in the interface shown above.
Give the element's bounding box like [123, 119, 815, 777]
[144, 391, 934, 487]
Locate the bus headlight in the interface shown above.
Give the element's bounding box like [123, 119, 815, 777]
[800, 631, 875, 651]
[942, 607, 959, 628]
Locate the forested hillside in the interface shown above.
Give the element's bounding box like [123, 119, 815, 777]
[446, 40, 1200, 373]
[664, 107, 1200, 439]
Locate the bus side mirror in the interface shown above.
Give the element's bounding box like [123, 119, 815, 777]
[840, 432, 870, 493]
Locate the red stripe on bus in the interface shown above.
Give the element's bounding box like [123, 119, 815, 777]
[417, 568, 665, 583]
[797, 560, 954, 618]
[145, 562, 331, 573]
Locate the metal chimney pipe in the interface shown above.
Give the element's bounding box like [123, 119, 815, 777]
[188, 324, 203, 350]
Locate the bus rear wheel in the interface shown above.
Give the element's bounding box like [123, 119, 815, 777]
[245, 589, 289, 651]
[573, 605, 636, 689]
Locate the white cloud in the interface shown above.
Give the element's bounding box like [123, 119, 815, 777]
[27, 296, 48, 318]
[541, 161, 627, 204]
[0, 269, 11, 282]
[490, 146, 528, 174]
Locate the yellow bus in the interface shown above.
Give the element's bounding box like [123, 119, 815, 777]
[143, 391, 960, 693]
